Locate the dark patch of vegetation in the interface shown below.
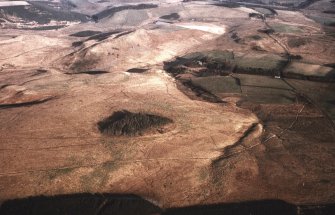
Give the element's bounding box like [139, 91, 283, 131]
[114, 30, 135, 39]
[0, 97, 55, 109]
[289, 54, 303, 60]
[212, 122, 260, 164]
[0, 2, 88, 25]
[251, 45, 265, 52]
[21, 25, 66, 31]
[164, 52, 237, 102]
[70, 70, 109, 75]
[258, 28, 275, 34]
[91, 15, 99, 23]
[70, 31, 102, 37]
[196, 67, 231, 77]
[323, 10, 335, 14]
[249, 35, 262, 40]
[324, 63, 335, 68]
[0, 193, 161, 215]
[61, 0, 77, 9]
[68, 54, 99, 72]
[31, 69, 48, 77]
[160, 13, 180, 20]
[72, 41, 84, 47]
[234, 65, 284, 77]
[0, 84, 10, 90]
[164, 56, 202, 70]
[288, 37, 308, 48]
[178, 80, 224, 103]
[98, 110, 173, 136]
[249, 13, 264, 20]
[231, 32, 241, 43]
[166, 51, 290, 79]
[30, 1, 88, 22]
[323, 70, 335, 81]
[70, 30, 125, 47]
[127, 68, 149, 73]
[265, 7, 277, 16]
[165, 62, 232, 77]
[46, 167, 75, 180]
[212, 2, 240, 8]
[82, 70, 109, 75]
[297, 0, 322, 9]
[86, 31, 123, 42]
[164, 51, 235, 77]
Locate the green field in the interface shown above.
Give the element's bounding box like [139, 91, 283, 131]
[191, 76, 241, 95]
[235, 74, 295, 104]
[234, 53, 287, 76]
[269, 23, 304, 34]
[235, 74, 292, 90]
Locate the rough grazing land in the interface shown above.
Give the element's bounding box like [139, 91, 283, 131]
[0, 0, 334, 214]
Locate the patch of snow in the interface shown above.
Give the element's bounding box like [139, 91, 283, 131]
[174, 22, 226, 35]
[0, 1, 29, 7]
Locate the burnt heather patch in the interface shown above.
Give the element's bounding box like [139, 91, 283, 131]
[160, 13, 180, 20]
[71, 30, 125, 47]
[65, 70, 109, 75]
[98, 110, 173, 136]
[126, 68, 149, 73]
[92, 4, 158, 21]
[287, 37, 309, 48]
[70, 31, 102, 37]
[0, 97, 55, 109]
